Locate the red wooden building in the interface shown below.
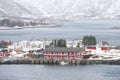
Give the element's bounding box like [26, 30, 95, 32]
[43, 47, 83, 61]
[0, 52, 10, 57]
[85, 46, 111, 51]
[101, 47, 111, 51]
[86, 46, 96, 51]
[0, 45, 10, 57]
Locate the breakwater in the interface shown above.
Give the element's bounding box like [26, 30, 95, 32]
[1, 58, 120, 65]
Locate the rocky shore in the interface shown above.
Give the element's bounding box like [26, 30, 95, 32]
[1, 59, 120, 65]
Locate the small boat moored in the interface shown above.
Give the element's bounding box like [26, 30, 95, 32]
[60, 61, 68, 65]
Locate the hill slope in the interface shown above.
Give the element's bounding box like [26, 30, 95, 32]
[1, 0, 120, 19]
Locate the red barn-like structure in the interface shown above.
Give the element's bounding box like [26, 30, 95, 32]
[43, 47, 83, 61]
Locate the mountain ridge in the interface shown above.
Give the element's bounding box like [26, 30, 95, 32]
[0, 0, 120, 19]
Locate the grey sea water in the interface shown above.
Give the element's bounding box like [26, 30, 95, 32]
[0, 20, 120, 80]
[0, 65, 120, 80]
[0, 20, 120, 45]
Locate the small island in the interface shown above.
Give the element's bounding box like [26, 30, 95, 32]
[110, 26, 120, 29]
[0, 36, 120, 65]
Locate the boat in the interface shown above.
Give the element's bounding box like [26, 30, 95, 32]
[60, 61, 68, 65]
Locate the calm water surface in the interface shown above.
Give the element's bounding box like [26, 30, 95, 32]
[0, 20, 120, 45]
[0, 20, 120, 80]
[0, 65, 120, 80]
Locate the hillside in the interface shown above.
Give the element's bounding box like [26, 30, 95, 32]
[0, 0, 120, 19]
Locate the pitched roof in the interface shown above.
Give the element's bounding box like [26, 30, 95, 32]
[44, 47, 82, 52]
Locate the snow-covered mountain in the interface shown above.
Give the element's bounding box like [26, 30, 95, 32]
[1, 0, 120, 19]
[0, 0, 44, 18]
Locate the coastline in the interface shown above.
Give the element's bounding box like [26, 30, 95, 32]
[0, 26, 24, 30]
[0, 23, 62, 30]
[1, 59, 120, 65]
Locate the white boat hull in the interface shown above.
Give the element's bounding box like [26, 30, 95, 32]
[60, 61, 68, 65]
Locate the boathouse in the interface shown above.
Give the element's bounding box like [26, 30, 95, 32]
[43, 47, 83, 61]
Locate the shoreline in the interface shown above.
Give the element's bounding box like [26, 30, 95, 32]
[0, 23, 62, 30]
[0, 26, 59, 30]
[1, 59, 120, 65]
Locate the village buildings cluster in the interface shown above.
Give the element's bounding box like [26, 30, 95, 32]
[0, 40, 120, 63]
